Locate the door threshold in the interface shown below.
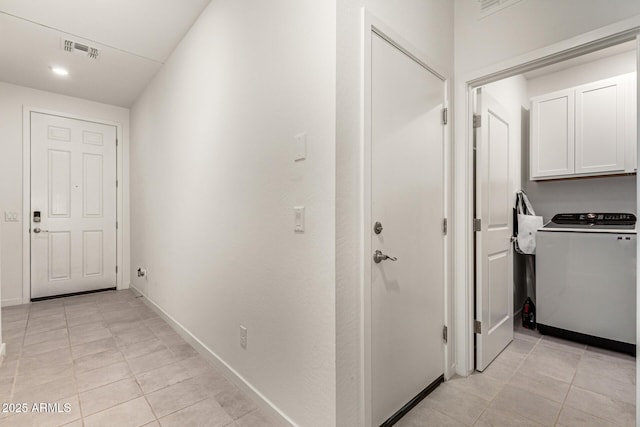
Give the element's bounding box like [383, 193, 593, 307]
[380, 374, 444, 427]
[31, 287, 117, 302]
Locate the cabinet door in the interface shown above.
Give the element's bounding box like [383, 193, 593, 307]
[575, 76, 626, 175]
[625, 73, 637, 172]
[530, 89, 575, 179]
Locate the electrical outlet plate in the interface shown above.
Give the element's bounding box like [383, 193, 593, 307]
[4, 211, 18, 222]
[294, 206, 305, 233]
[294, 132, 307, 161]
[240, 326, 247, 349]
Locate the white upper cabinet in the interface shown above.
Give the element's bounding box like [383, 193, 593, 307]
[625, 73, 637, 173]
[575, 76, 626, 175]
[530, 88, 575, 178]
[530, 73, 636, 180]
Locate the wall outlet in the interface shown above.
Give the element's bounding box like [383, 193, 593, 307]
[137, 267, 147, 278]
[4, 211, 19, 222]
[240, 325, 247, 349]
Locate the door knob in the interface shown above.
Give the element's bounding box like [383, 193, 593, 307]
[33, 227, 49, 234]
[373, 250, 397, 264]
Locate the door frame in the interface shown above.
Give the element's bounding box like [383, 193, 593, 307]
[21, 106, 125, 303]
[361, 10, 452, 427]
[455, 17, 640, 377]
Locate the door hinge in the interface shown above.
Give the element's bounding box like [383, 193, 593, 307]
[442, 108, 448, 125]
[443, 325, 448, 343]
[442, 218, 448, 236]
[116, 138, 118, 147]
[116, 180, 118, 188]
[474, 320, 482, 334]
[473, 114, 482, 128]
[115, 265, 118, 273]
[473, 218, 482, 232]
[116, 221, 118, 230]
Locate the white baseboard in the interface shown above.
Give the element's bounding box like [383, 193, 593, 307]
[446, 362, 457, 380]
[1, 298, 24, 307]
[117, 282, 131, 291]
[130, 285, 295, 427]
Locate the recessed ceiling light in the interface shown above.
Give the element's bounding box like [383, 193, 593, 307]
[50, 66, 69, 76]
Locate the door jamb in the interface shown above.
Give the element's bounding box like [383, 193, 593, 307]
[457, 18, 640, 376]
[361, 10, 452, 427]
[22, 106, 125, 304]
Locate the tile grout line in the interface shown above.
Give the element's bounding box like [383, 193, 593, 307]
[140, 390, 161, 425]
[474, 333, 542, 426]
[146, 395, 211, 425]
[65, 300, 85, 426]
[3, 291, 265, 427]
[81, 294, 150, 425]
[5, 306, 29, 423]
[559, 343, 585, 426]
[559, 347, 633, 427]
[112, 295, 163, 425]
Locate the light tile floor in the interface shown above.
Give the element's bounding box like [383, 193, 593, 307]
[0, 289, 280, 427]
[399, 322, 636, 427]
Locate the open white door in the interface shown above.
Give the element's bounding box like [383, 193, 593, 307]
[30, 112, 117, 299]
[474, 88, 514, 371]
[370, 32, 446, 424]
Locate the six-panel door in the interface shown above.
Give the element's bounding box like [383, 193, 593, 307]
[30, 112, 117, 299]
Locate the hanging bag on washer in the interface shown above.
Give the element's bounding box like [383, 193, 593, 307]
[515, 191, 543, 255]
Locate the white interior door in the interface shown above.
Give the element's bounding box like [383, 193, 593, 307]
[31, 112, 117, 299]
[371, 33, 445, 425]
[474, 88, 514, 371]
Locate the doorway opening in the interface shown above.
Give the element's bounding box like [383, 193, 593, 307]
[469, 37, 637, 424]
[361, 12, 451, 427]
[22, 108, 124, 303]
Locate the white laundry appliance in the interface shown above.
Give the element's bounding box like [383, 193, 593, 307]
[536, 213, 636, 355]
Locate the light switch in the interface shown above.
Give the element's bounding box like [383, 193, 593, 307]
[294, 206, 305, 233]
[4, 211, 18, 222]
[294, 132, 307, 162]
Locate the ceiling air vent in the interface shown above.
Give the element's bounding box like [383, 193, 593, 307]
[477, 0, 523, 19]
[63, 39, 99, 59]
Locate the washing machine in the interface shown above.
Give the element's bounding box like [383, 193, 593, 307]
[536, 213, 636, 355]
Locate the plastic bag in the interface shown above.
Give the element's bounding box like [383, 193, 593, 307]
[515, 191, 543, 255]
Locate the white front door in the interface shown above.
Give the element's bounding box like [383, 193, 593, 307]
[474, 88, 514, 371]
[371, 32, 445, 425]
[30, 112, 117, 299]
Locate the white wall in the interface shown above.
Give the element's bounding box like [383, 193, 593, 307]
[0, 225, 3, 359]
[527, 50, 636, 98]
[453, 0, 640, 376]
[524, 50, 637, 221]
[336, 2, 454, 426]
[0, 81, 130, 306]
[129, 1, 336, 426]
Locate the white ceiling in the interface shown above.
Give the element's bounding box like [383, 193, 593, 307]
[0, 0, 211, 107]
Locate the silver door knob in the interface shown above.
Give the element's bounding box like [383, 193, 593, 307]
[33, 227, 49, 233]
[373, 250, 397, 264]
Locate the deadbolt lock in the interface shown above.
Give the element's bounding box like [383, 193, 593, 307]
[374, 221, 383, 235]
